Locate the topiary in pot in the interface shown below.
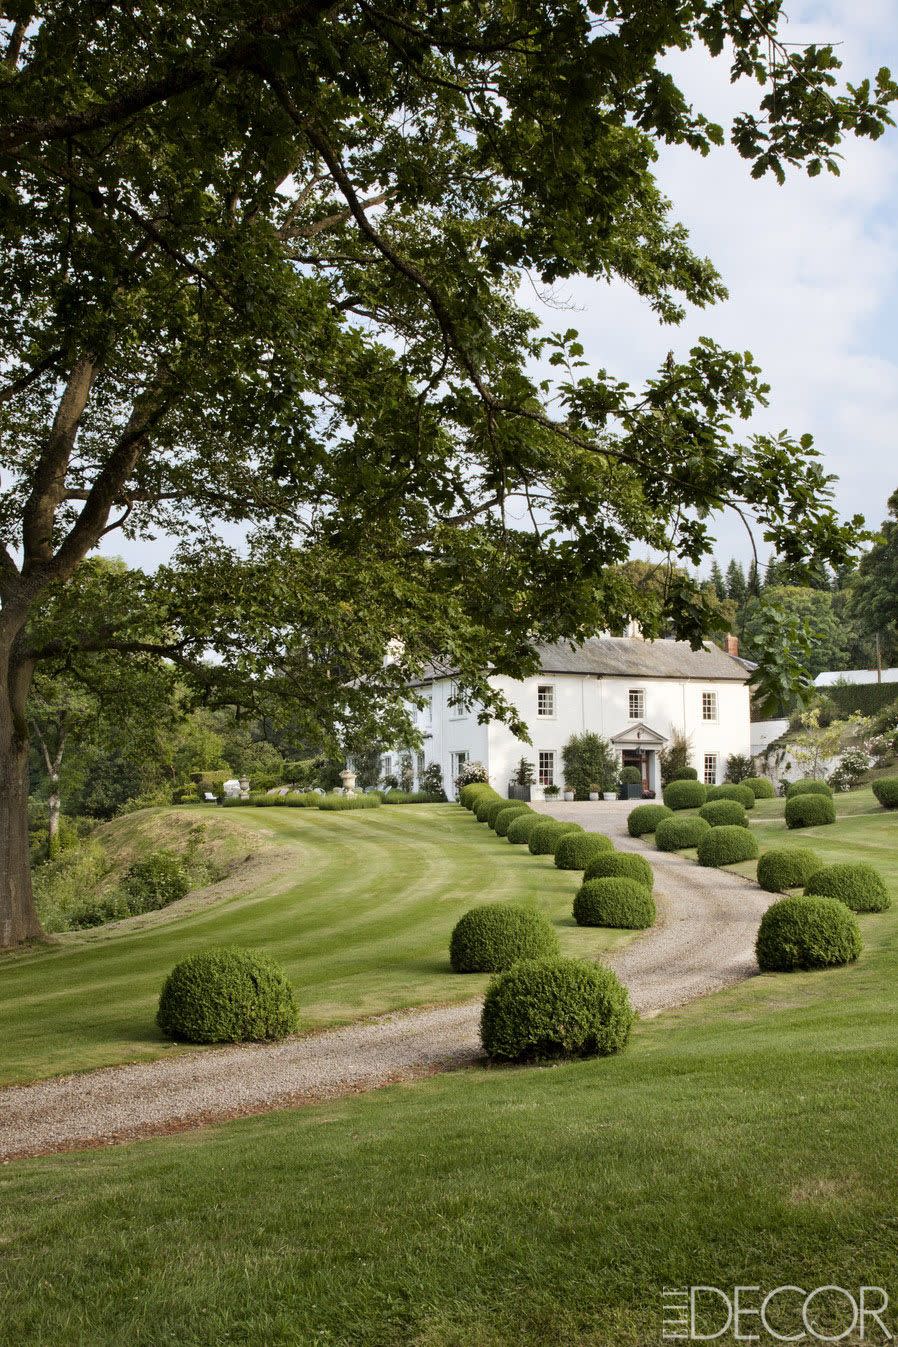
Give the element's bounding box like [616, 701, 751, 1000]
[756, 847, 820, 894]
[662, 779, 707, 811]
[449, 904, 560, 973]
[755, 896, 861, 972]
[583, 851, 653, 888]
[784, 794, 836, 829]
[697, 825, 759, 867]
[528, 820, 583, 856]
[743, 776, 776, 799]
[804, 863, 891, 913]
[157, 948, 299, 1043]
[698, 799, 749, 828]
[655, 814, 711, 852]
[554, 830, 614, 870]
[573, 877, 655, 929]
[627, 803, 673, 837]
[506, 812, 544, 845]
[480, 958, 634, 1061]
[786, 779, 833, 799]
[705, 783, 755, 810]
[494, 804, 533, 837]
[873, 778, 898, 810]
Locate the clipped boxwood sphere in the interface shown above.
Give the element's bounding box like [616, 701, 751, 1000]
[627, 803, 673, 837]
[756, 896, 861, 972]
[873, 778, 898, 810]
[744, 776, 776, 799]
[696, 825, 759, 867]
[584, 851, 653, 889]
[669, 766, 699, 781]
[481, 798, 518, 829]
[480, 958, 634, 1061]
[459, 783, 493, 810]
[506, 812, 544, 845]
[757, 847, 820, 894]
[785, 793, 836, 829]
[494, 804, 532, 837]
[157, 948, 299, 1044]
[786, 778, 833, 799]
[804, 862, 891, 913]
[573, 877, 655, 929]
[706, 783, 755, 810]
[699, 799, 748, 828]
[474, 793, 502, 822]
[554, 831, 614, 870]
[449, 903, 560, 973]
[655, 814, 711, 852]
[528, 821, 583, 856]
[662, 779, 707, 810]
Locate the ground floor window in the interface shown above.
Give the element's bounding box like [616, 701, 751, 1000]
[703, 752, 718, 786]
[451, 751, 468, 780]
[538, 750, 556, 786]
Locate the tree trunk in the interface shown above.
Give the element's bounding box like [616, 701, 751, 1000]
[0, 638, 41, 950]
[48, 773, 61, 857]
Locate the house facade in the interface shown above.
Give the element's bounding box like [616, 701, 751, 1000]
[385, 636, 751, 799]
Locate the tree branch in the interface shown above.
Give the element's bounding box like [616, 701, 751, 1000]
[21, 355, 98, 569]
[0, 350, 61, 407]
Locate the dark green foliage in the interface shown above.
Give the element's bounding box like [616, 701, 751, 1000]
[724, 754, 754, 784]
[804, 863, 891, 913]
[784, 794, 836, 828]
[506, 813, 544, 845]
[619, 766, 643, 786]
[659, 731, 694, 786]
[459, 784, 497, 811]
[494, 805, 533, 837]
[627, 803, 673, 837]
[786, 779, 833, 799]
[583, 852, 653, 889]
[670, 767, 699, 781]
[826, 683, 898, 717]
[706, 783, 755, 809]
[697, 825, 759, 867]
[474, 794, 502, 822]
[655, 815, 712, 851]
[317, 795, 382, 811]
[662, 780, 707, 810]
[481, 798, 515, 828]
[561, 733, 619, 799]
[480, 959, 634, 1062]
[122, 850, 190, 914]
[573, 878, 655, 929]
[744, 776, 776, 799]
[873, 778, 898, 809]
[381, 790, 444, 804]
[757, 847, 820, 893]
[528, 821, 583, 856]
[449, 904, 560, 973]
[755, 897, 862, 972]
[699, 800, 749, 828]
[156, 949, 299, 1043]
[553, 831, 614, 870]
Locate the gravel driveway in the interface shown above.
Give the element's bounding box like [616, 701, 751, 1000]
[0, 803, 768, 1161]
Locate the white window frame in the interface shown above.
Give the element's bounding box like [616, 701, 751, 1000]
[702, 690, 719, 722]
[449, 681, 469, 720]
[703, 753, 718, 786]
[451, 750, 469, 779]
[628, 687, 645, 721]
[380, 754, 393, 778]
[537, 683, 556, 719]
[423, 692, 432, 727]
[538, 750, 556, 786]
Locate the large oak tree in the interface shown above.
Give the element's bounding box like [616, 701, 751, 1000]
[0, 2, 894, 946]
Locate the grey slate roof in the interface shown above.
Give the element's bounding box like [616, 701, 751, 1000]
[417, 637, 749, 684]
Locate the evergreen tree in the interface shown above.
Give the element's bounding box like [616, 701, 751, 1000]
[709, 561, 727, 602]
[726, 560, 748, 605]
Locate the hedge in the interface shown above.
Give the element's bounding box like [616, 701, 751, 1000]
[873, 778, 898, 810]
[698, 800, 748, 828]
[786, 779, 833, 799]
[827, 683, 898, 718]
[743, 776, 776, 799]
[804, 862, 891, 913]
[381, 790, 444, 804]
[506, 812, 545, 845]
[756, 847, 820, 894]
[627, 803, 673, 837]
[784, 794, 836, 829]
[573, 877, 655, 929]
[157, 948, 299, 1043]
[528, 820, 583, 856]
[474, 794, 501, 822]
[706, 783, 755, 810]
[459, 783, 497, 810]
[696, 825, 759, 867]
[480, 958, 634, 1061]
[755, 896, 861, 972]
[554, 831, 614, 870]
[583, 851, 653, 889]
[449, 904, 560, 973]
[481, 798, 515, 828]
[318, 794, 382, 810]
[655, 814, 711, 852]
[494, 804, 533, 837]
[662, 779, 707, 810]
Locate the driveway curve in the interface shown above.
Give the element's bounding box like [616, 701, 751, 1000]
[0, 802, 768, 1161]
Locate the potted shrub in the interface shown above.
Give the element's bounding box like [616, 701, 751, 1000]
[619, 766, 643, 800]
[509, 756, 535, 802]
[544, 783, 561, 800]
[589, 782, 601, 801]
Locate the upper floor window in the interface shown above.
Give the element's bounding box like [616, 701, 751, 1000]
[422, 693, 432, 726]
[702, 690, 718, 722]
[628, 688, 645, 720]
[449, 682, 470, 719]
[537, 684, 555, 718]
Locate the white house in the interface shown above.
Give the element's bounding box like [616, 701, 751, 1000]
[384, 635, 752, 799]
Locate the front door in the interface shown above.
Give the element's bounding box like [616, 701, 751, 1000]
[622, 749, 651, 793]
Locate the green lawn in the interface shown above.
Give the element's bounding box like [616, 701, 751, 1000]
[0, 804, 626, 1085]
[2, 791, 898, 1346]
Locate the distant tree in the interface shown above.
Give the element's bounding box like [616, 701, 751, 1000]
[709, 562, 727, 602]
[851, 489, 898, 663]
[726, 560, 748, 605]
[742, 586, 853, 679]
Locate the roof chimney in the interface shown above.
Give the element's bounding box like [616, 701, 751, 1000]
[724, 633, 740, 658]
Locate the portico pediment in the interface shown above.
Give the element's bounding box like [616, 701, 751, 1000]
[610, 722, 668, 748]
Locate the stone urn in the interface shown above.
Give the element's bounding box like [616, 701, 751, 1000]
[340, 769, 357, 796]
[239, 777, 250, 799]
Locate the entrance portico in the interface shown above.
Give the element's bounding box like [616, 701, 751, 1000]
[610, 722, 668, 795]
